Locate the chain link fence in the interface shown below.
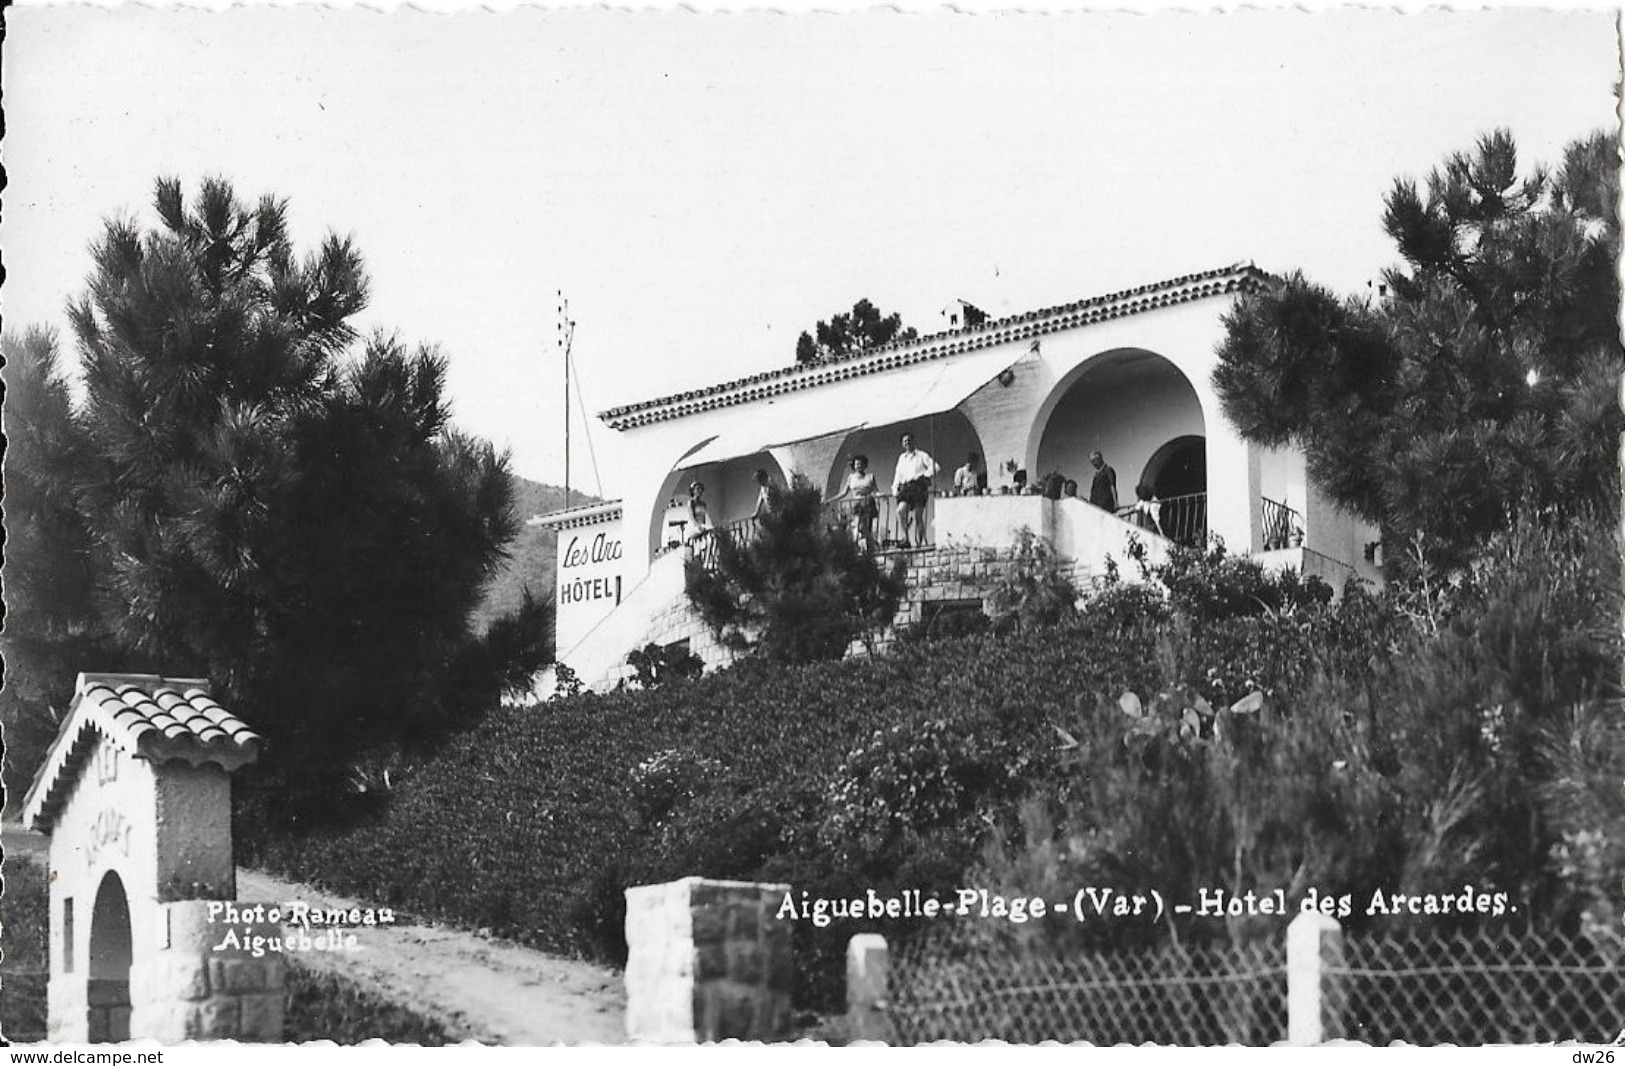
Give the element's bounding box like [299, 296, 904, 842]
[1328, 925, 1624, 1045]
[890, 929, 1286, 1045]
[887, 922, 1623, 1045]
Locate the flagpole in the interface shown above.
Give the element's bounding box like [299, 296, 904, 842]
[559, 291, 571, 512]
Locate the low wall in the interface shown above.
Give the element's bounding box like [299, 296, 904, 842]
[932, 493, 1052, 549]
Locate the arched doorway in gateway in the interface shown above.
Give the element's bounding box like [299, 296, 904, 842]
[88, 870, 133, 1043]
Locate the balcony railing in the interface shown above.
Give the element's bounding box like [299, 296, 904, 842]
[676, 490, 1232, 573]
[1260, 496, 1303, 550]
[823, 494, 903, 550]
[1117, 492, 1207, 547]
[680, 494, 926, 572]
[1158, 493, 1207, 547]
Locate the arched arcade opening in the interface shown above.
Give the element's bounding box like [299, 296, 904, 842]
[1031, 349, 1206, 534]
[825, 409, 985, 500]
[648, 450, 790, 559]
[1140, 434, 1208, 544]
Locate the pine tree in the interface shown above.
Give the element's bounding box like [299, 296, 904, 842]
[684, 476, 906, 662]
[1214, 129, 1621, 569]
[0, 328, 120, 805]
[795, 298, 919, 365]
[28, 177, 541, 812]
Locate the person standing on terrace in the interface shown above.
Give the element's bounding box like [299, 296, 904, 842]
[953, 451, 983, 496]
[687, 480, 712, 541]
[1088, 450, 1118, 512]
[893, 432, 940, 548]
[830, 454, 881, 551]
[753, 468, 781, 520]
[1130, 482, 1164, 536]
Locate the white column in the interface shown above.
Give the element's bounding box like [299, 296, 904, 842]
[1205, 430, 1260, 554]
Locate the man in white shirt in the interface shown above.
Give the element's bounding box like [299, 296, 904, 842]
[953, 451, 982, 496]
[893, 432, 940, 548]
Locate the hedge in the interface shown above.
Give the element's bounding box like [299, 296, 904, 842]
[243, 557, 1381, 1009]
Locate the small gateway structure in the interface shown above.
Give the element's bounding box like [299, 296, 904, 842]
[20, 673, 286, 1043]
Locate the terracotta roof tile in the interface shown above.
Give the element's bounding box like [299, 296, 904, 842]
[598, 263, 1272, 430]
[21, 673, 262, 832]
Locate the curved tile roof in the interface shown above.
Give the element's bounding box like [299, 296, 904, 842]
[21, 673, 262, 832]
[599, 262, 1270, 430]
[527, 499, 624, 531]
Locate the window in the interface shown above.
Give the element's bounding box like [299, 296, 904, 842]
[62, 898, 74, 972]
[920, 598, 990, 639]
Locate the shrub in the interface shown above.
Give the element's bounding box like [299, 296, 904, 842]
[983, 528, 1077, 633]
[1151, 541, 1333, 622]
[626, 641, 704, 689]
[629, 748, 723, 827]
[1, 855, 50, 1042]
[957, 507, 1621, 961]
[818, 717, 1040, 864]
[684, 475, 907, 661]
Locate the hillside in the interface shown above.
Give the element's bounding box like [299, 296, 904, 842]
[243, 521, 1620, 1020]
[471, 477, 604, 634]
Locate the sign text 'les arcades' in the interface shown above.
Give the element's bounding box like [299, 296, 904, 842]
[559, 531, 623, 606]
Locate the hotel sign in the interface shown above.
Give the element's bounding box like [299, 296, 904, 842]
[554, 515, 625, 654]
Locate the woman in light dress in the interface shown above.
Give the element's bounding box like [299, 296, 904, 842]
[830, 454, 881, 550]
[687, 480, 712, 540]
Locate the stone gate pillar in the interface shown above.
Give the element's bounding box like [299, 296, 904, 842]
[624, 877, 793, 1043]
[20, 673, 284, 1043]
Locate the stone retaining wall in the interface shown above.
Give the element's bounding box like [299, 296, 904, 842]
[594, 542, 1100, 687]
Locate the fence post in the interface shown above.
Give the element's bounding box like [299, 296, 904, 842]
[1287, 911, 1345, 1044]
[846, 934, 894, 1044]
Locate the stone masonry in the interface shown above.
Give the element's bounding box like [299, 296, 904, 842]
[596, 541, 1098, 687]
[129, 900, 286, 1042]
[624, 877, 793, 1043]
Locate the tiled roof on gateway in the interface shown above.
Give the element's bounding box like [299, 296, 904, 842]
[22, 673, 262, 831]
[599, 262, 1270, 431]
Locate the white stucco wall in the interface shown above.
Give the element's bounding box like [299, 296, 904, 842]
[556, 547, 691, 683]
[933, 494, 1052, 549]
[1051, 497, 1174, 577]
[1257, 444, 1308, 518]
[1303, 495, 1384, 588]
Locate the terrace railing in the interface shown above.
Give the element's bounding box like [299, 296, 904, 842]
[823, 494, 901, 550]
[1157, 492, 1207, 547]
[1118, 492, 1207, 547]
[1261, 496, 1303, 551]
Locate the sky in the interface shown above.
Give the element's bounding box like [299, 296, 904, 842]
[3, 5, 1618, 496]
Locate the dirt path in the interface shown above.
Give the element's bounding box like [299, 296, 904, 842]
[236, 868, 626, 1045]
